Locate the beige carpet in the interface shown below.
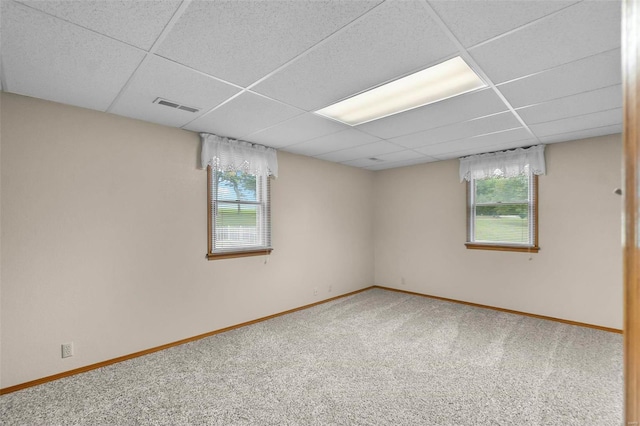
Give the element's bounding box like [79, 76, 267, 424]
[0, 288, 623, 425]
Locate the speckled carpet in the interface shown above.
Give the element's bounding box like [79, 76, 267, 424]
[0, 288, 623, 425]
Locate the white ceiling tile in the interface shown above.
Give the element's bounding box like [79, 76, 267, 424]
[341, 158, 387, 168]
[110, 55, 241, 128]
[156, 0, 382, 87]
[315, 141, 402, 162]
[358, 88, 508, 139]
[342, 150, 433, 168]
[0, 0, 625, 172]
[1, 1, 145, 111]
[246, 113, 348, 149]
[17, 0, 181, 50]
[538, 124, 623, 144]
[530, 108, 622, 138]
[416, 128, 534, 157]
[428, 0, 578, 48]
[516, 85, 622, 125]
[470, 1, 621, 83]
[342, 149, 425, 168]
[183, 92, 303, 140]
[365, 156, 438, 171]
[497, 49, 621, 108]
[429, 152, 461, 161]
[373, 150, 426, 163]
[253, 0, 457, 111]
[389, 112, 521, 148]
[283, 129, 380, 157]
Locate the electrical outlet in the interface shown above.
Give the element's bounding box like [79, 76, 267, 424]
[61, 342, 73, 358]
[328, 285, 332, 293]
[401, 277, 406, 286]
[313, 287, 318, 295]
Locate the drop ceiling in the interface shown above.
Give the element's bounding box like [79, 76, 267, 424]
[0, 0, 622, 171]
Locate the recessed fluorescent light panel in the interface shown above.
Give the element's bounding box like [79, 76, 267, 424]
[315, 57, 486, 126]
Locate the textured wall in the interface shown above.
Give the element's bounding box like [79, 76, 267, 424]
[374, 134, 623, 329]
[0, 93, 375, 388]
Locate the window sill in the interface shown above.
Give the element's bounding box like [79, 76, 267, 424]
[207, 249, 273, 261]
[465, 243, 539, 253]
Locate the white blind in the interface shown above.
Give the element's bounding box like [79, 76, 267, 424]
[200, 133, 278, 177]
[211, 170, 271, 253]
[459, 145, 545, 182]
[469, 170, 536, 247]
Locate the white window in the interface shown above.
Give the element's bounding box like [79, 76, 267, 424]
[208, 168, 271, 257]
[460, 145, 545, 253]
[200, 134, 277, 260]
[467, 169, 538, 252]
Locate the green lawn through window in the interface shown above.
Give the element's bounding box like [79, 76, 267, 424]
[474, 216, 529, 244]
[216, 206, 257, 227]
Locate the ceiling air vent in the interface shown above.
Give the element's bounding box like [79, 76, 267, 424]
[368, 157, 384, 162]
[177, 105, 199, 113]
[153, 97, 200, 113]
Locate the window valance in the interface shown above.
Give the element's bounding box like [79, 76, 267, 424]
[200, 133, 278, 178]
[459, 145, 546, 182]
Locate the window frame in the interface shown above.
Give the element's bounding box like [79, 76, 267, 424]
[207, 166, 272, 260]
[465, 173, 539, 253]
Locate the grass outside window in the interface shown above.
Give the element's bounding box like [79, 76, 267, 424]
[466, 172, 539, 253]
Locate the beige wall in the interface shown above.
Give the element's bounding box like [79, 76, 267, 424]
[0, 92, 623, 389]
[0, 93, 375, 388]
[374, 134, 623, 329]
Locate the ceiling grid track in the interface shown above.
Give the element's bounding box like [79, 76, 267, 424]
[105, 0, 193, 113]
[539, 122, 624, 141]
[418, 0, 541, 146]
[467, 0, 582, 51]
[12, 0, 149, 53]
[530, 106, 622, 127]
[179, 0, 389, 130]
[242, 0, 388, 92]
[1, 0, 621, 169]
[513, 82, 622, 111]
[496, 46, 621, 88]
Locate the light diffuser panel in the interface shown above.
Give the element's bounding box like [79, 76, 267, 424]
[315, 57, 486, 126]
